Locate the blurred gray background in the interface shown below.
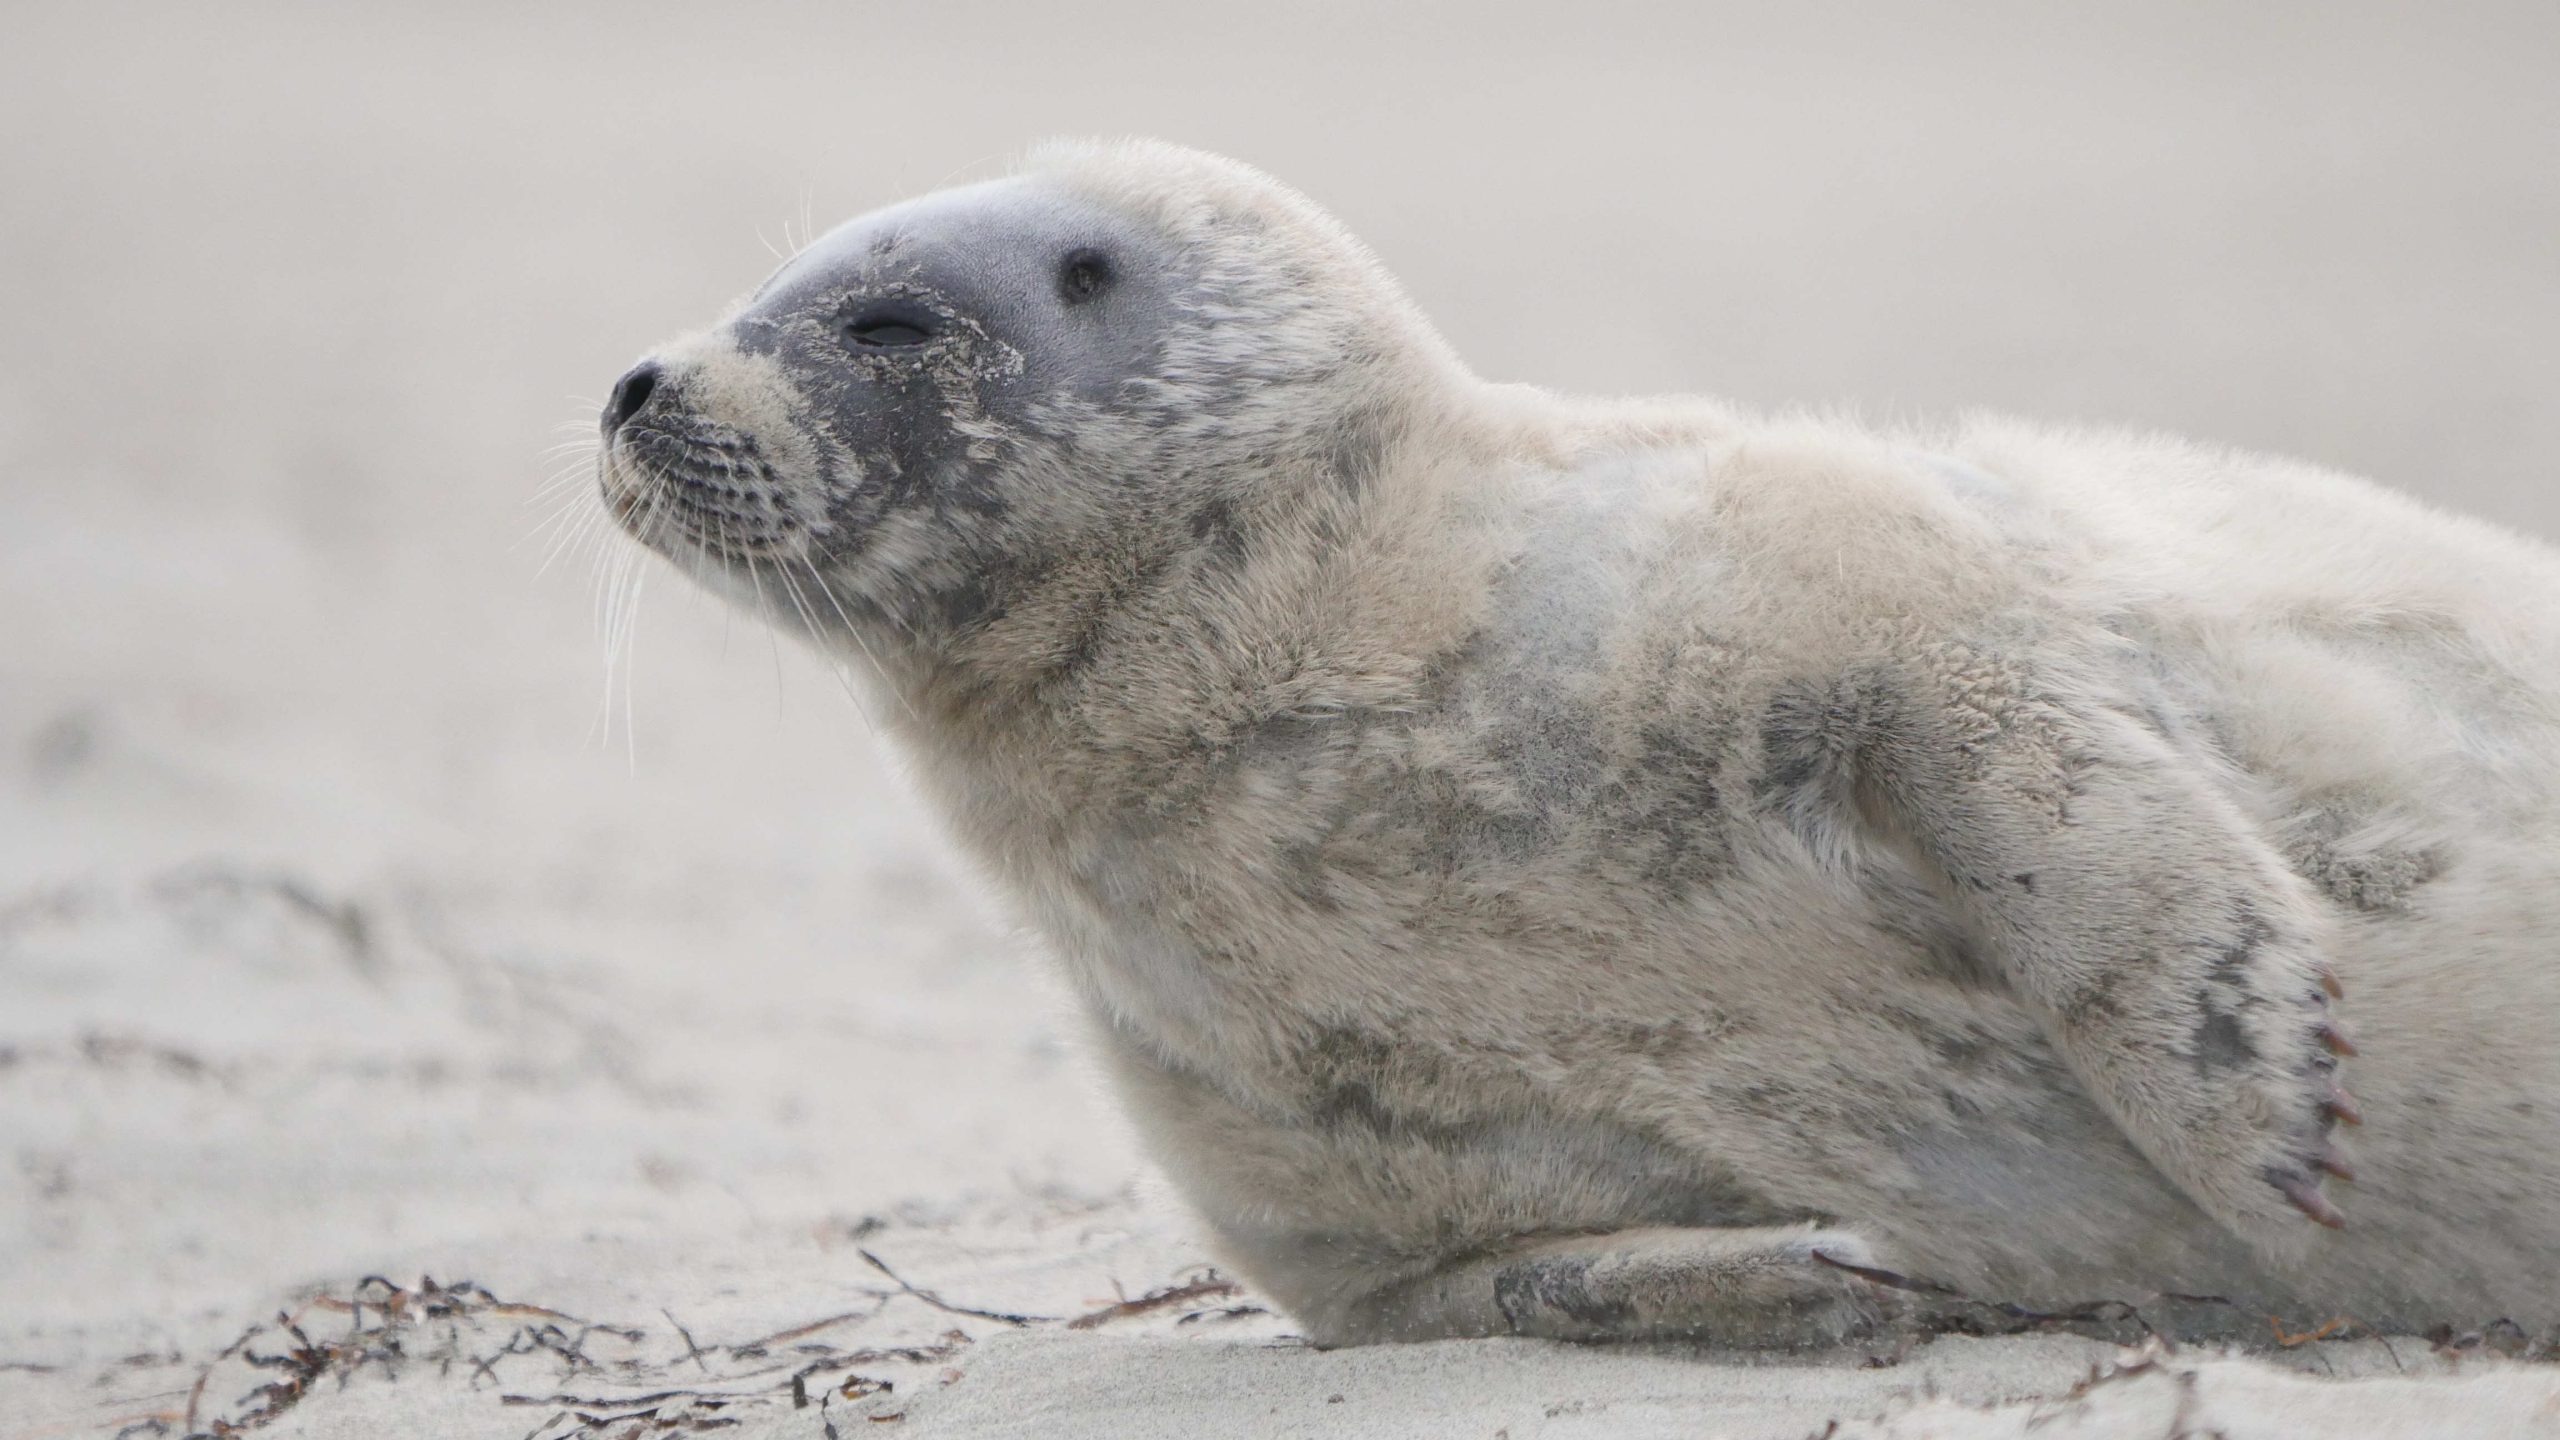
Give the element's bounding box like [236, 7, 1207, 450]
[1, 0, 2555, 1417]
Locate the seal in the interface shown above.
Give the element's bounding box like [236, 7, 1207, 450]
[595, 139, 2560, 1346]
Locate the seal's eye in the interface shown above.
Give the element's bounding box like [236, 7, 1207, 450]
[1059, 248, 1114, 304]
[842, 301, 938, 349]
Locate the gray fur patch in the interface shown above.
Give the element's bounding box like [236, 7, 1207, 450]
[1589, 720, 1737, 891]
[1392, 765, 1557, 872]
[2209, 905, 2273, 989]
[1299, 1025, 1441, 1137]
[1753, 675, 1883, 858]
[1187, 497, 1250, 566]
[2191, 1010, 2257, 1074]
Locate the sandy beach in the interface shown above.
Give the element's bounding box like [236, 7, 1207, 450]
[5, 4, 2558, 1435]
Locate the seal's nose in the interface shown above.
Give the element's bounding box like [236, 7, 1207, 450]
[602, 360, 661, 438]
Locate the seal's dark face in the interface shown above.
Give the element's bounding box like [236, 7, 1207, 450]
[596, 175, 1195, 634]
[598, 151, 1431, 665]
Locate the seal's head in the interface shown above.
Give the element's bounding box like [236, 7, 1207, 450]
[597, 140, 1470, 673]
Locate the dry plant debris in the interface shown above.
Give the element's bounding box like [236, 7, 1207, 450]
[89, 1257, 1266, 1439]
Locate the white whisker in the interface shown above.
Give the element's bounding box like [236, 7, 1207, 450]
[775, 556, 882, 734]
[737, 543, 789, 720]
[801, 556, 908, 725]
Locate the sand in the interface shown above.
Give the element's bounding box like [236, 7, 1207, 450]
[5, 3, 2558, 1436]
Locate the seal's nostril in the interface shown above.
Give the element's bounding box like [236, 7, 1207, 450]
[603, 361, 661, 436]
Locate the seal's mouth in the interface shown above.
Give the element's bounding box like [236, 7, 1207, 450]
[598, 350, 826, 565]
[602, 411, 809, 561]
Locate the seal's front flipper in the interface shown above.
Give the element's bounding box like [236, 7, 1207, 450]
[1797, 640, 2358, 1241]
[1320, 1225, 1898, 1346]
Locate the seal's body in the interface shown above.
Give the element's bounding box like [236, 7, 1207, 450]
[598, 140, 2560, 1345]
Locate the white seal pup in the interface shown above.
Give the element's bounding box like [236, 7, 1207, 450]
[594, 139, 2560, 1347]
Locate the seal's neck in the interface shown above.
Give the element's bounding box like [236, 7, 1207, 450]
[877, 403, 1524, 865]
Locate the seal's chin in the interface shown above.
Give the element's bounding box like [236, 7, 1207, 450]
[601, 414, 813, 566]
